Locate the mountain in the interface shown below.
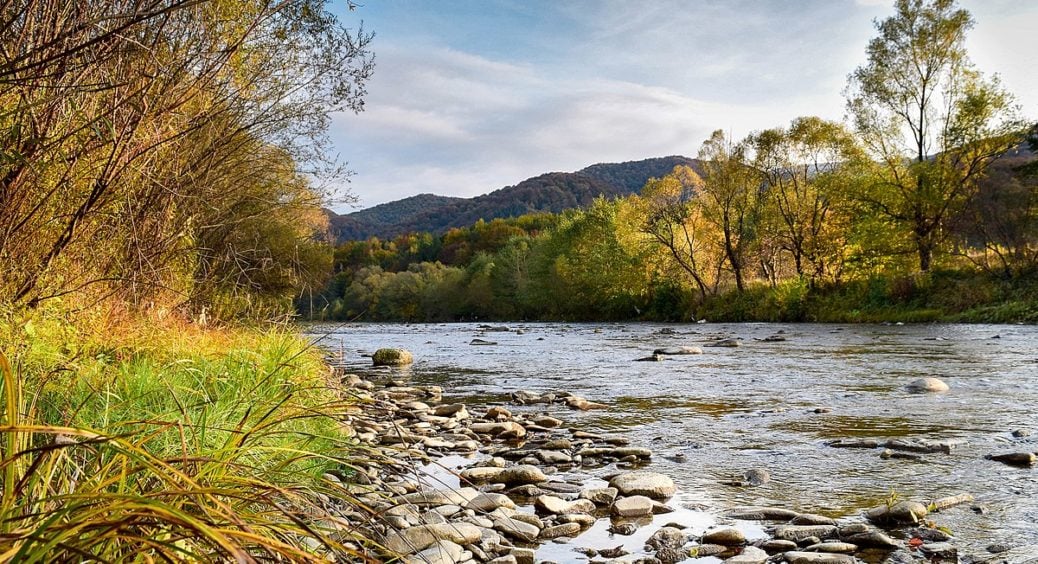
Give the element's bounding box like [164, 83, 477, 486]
[328, 155, 698, 241]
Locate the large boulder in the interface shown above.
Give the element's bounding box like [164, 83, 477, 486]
[609, 471, 676, 500]
[372, 348, 414, 366]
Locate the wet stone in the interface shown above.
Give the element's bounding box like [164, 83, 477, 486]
[702, 527, 746, 546]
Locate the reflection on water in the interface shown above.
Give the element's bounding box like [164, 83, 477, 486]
[309, 322, 1038, 554]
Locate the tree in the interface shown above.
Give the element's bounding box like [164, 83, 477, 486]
[0, 0, 374, 314]
[846, 0, 1022, 272]
[749, 117, 864, 282]
[698, 130, 764, 292]
[640, 166, 720, 302]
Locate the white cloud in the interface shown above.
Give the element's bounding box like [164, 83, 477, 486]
[329, 0, 1037, 212]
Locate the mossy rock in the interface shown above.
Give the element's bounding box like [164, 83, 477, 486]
[372, 348, 413, 366]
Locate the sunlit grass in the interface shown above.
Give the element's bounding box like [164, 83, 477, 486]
[0, 306, 373, 561]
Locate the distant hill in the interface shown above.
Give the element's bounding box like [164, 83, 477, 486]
[328, 155, 699, 241]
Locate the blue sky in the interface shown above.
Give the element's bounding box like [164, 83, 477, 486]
[327, 0, 1038, 211]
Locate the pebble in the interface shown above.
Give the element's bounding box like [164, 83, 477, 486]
[334, 369, 990, 564]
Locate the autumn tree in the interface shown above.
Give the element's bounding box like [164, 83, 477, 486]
[697, 130, 765, 292]
[0, 0, 373, 316]
[749, 117, 864, 282]
[640, 165, 721, 301]
[846, 0, 1023, 272]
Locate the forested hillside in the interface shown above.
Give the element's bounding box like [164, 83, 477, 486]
[307, 131, 1038, 323]
[327, 155, 698, 241]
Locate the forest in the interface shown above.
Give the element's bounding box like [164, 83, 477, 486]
[309, 131, 1038, 323]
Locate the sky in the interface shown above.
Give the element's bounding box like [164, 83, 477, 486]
[326, 0, 1038, 212]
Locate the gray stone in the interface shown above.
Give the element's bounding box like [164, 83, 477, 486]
[647, 527, 687, 550]
[919, 542, 957, 559]
[726, 506, 800, 521]
[986, 452, 1036, 467]
[539, 523, 581, 539]
[492, 514, 540, 542]
[403, 540, 465, 564]
[784, 552, 856, 564]
[535, 495, 596, 515]
[773, 525, 838, 542]
[612, 495, 655, 517]
[906, 377, 949, 392]
[466, 493, 516, 512]
[609, 471, 677, 500]
[803, 542, 857, 554]
[398, 488, 479, 507]
[791, 514, 837, 526]
[510, 547, 535, 564]
[656, 547, 689, 563]
[761, 539, 798, 553]
[372, 348, 414, 366]
[580, 487, 619, 505]
[724, 546, 768, 564]
[866, 500, 929, 525]
[654, 346, 703, 355]
[383, 523, 482, 554]
[841, 530, 898, 548]
[701, 527, 746, 546]
[743, 468, 770, 486]
[469, 422, 527, 439]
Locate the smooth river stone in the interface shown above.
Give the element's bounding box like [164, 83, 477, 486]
[725, 546, 768, 564]
[609, 470, 676, 499]
[702, 527, 745, 546]
[906, 376, 949, 392]
[611, 495, 654, 517]
[383, 523, 482, 554]
[784, 552, 857, 564]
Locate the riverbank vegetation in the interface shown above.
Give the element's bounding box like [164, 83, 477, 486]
[1, 0, 376, 559]
[307, 1, 1037, 324]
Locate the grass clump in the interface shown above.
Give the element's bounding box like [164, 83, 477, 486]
[0, 305, 369, 562]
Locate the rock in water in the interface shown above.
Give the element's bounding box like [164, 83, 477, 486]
[906, 377, 949, 392]
[725, 546, 768, 564]
[865, 500, 929, 525]
[383, 523, 481, 554]
[611, 495, 654, 517]
[372, 348, 414, 366]
[653, 346, 703, 355]
[701, 527, 745, 546]
[743, 468, 770, 486]
[784, 552, 857, 564]
[986, 452, 1036, 467]
[609, 471, 677, 500]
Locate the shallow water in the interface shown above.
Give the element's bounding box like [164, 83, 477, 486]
[309, 322, 1038, 556]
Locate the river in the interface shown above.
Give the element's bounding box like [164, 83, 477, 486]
[309, 322, 1038, 559]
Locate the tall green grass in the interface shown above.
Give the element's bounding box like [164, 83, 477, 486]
[0, 307, 373, 561]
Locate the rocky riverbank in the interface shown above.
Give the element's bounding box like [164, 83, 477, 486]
[325, 348, 1028, 564]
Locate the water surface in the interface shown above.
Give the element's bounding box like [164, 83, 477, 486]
[310, 322, 1038, 554]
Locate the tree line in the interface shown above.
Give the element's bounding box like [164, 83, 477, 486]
[1, 0, 372, 318]
[306, 0, 1037, 322]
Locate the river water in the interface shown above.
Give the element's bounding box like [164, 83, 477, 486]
[309, 322, 1038, 558]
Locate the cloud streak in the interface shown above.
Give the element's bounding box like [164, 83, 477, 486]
[330, 0, 1038, 211]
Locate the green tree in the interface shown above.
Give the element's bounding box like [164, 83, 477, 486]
[698, 130, 764, 292]
[846, 0, 1022, 272]
[750, 117, 864, 282]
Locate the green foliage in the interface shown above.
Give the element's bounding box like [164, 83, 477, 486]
[0, 309, 366, 561]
